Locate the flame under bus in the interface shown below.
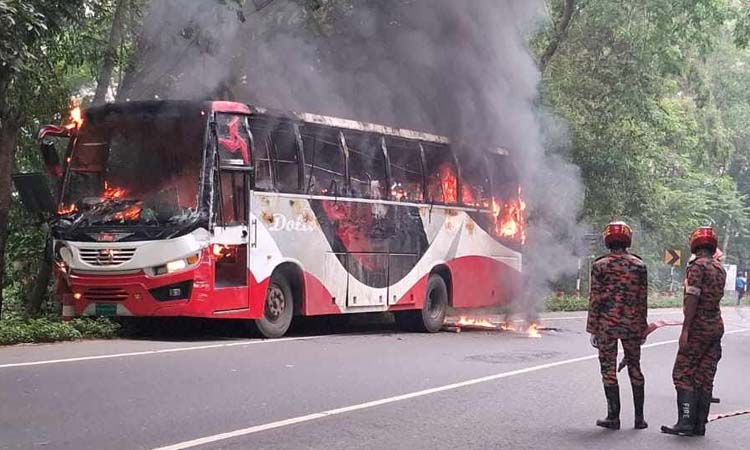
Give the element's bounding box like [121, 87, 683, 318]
[43, 100, 523, 337]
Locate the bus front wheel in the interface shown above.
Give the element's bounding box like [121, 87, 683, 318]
[395, 274, 448, 333]
[255, 275, 294, 338]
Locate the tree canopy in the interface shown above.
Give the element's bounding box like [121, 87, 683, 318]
[2, 0, 750, 318]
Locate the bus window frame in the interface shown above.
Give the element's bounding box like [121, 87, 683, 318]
[383, 138, 426, 203]
[340, 130, 389, 200]
[423, 143, 461, 207]
[298, 124, 348, 197]
[213, 112, 254, 227]
[457, 150, 492, 210]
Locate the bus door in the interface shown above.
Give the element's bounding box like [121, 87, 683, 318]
[211, 113, 253, 312]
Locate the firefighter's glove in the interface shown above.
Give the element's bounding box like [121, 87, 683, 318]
[590, 334, 599, 349]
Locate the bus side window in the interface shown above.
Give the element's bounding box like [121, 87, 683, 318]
[300, 125, 346, 196]
[459, 151, 491, 208]
[247, 123, 273, 192]
[386, 138, 424, 202]
[423, 143, 458, 205]
[344, 131, 387, 199]
[269, 123, 300, 193]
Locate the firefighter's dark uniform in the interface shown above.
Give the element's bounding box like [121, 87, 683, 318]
[587, 249, 648, 429]
[672, 255, 725, 434]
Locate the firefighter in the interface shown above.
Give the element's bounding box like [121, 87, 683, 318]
[587, 221, 649, 430]
[661, 227, 725, 437]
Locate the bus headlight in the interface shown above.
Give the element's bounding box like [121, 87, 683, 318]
[153, 253, 200, 276]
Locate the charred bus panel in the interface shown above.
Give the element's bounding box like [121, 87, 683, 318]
[38, 100, 524, 337]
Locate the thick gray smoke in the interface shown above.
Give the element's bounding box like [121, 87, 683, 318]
[133, 0, 585, 314]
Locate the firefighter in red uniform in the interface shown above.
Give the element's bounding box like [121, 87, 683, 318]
[587, 222, 649, 430]
[662, 227, 725, 437]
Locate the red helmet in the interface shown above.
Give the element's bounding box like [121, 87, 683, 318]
[604, 221, 632, 248]
[690, 227, 718, 253]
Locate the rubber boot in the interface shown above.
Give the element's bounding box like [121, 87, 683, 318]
[660, 388, 695, 436]
[633, 384, 648, 429]
[693, 387, 712, 436]
[596, 385, 621, 430]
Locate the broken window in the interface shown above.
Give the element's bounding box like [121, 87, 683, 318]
[216, 114, 250, 225]
[217, 114, 251, 166]
[386, 138, 424, 203]
[458, 150, 491, 208]
[62, 104, 205, 223]
[345, 131, 387, 199]
[248, 116, 279, 191]
[424, 143, 458, 205]
[269, 123, 301, 193]
[300, 125, 346, 196]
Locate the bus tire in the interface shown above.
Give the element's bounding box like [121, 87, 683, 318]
[418, 274, 448, 333]
[255, 275, 294, 338]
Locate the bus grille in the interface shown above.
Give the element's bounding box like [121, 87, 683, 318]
[84, 287, 129, 302]
[79, 248, 136, 266]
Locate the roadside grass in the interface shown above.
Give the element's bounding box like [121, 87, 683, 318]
[0, 317, 120, 346]
[545, 293, 741, 312]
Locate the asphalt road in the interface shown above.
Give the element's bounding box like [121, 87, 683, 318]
[1, 307, 749, 450]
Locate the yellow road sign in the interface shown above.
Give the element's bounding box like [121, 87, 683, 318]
[664, 249, 681, 267]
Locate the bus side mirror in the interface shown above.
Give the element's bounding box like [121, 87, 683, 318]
[12, 173, 56, 215]
[40, 141, 63, 178]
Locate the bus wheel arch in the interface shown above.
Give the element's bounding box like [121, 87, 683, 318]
[395, 266, 451, 333]
[254, 263, 302, 338]
[429, 264, 453, 307]
[273, 262, 305, 316]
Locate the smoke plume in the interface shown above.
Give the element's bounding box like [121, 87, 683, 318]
[133, 0, 586, 314]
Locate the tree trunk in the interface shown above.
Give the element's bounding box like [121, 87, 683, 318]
[539, 0, 576, 73]
[93, 0, 129, 105]
[116, 3, 147, 102]
[0, 114, 20, 320]
[26, 232, 53, 317]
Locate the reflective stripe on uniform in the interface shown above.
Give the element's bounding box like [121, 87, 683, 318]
[686, 286, 701, 296]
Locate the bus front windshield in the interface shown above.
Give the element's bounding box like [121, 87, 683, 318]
[60, 105, 206, 227]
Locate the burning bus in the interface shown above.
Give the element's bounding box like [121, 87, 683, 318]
[28, 100, 524, 338]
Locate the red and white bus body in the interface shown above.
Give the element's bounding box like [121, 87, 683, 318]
[48, 100, 523, 334]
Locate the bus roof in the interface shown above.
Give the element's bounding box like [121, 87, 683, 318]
[91, 100, 510, 156]
[239, 103, 510, 156]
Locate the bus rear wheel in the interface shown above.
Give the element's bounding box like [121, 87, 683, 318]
[255, 275, 294, 338]
[395, 274, 448, 333]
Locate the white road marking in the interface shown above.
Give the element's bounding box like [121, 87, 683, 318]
[152, 328, 750, 450]
[0, 335, 329, 369]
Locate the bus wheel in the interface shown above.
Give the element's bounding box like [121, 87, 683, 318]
[418, 274, 448, 333]
[255, 275, 294, 338]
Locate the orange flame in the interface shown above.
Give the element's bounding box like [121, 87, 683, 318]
[391, 185, 407, 202]
[455, 316, 498, 329]
[429, 164, 458, 204]
[492, 187, 527, 244]
[527, 323, 542, 338]
[57, 203, 78, 215]
[103, 182, 127, 200]
[64, 99, 84, 130]
[113, 204, 142, 221]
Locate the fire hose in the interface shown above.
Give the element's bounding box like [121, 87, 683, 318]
[617, 320, 682, 372]
[616, 319, 721, 404]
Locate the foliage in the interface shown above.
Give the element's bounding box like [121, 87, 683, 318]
[544, 293, 737, 312]
[0, 317, 119, 345]
[538, 0, 750, 290]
